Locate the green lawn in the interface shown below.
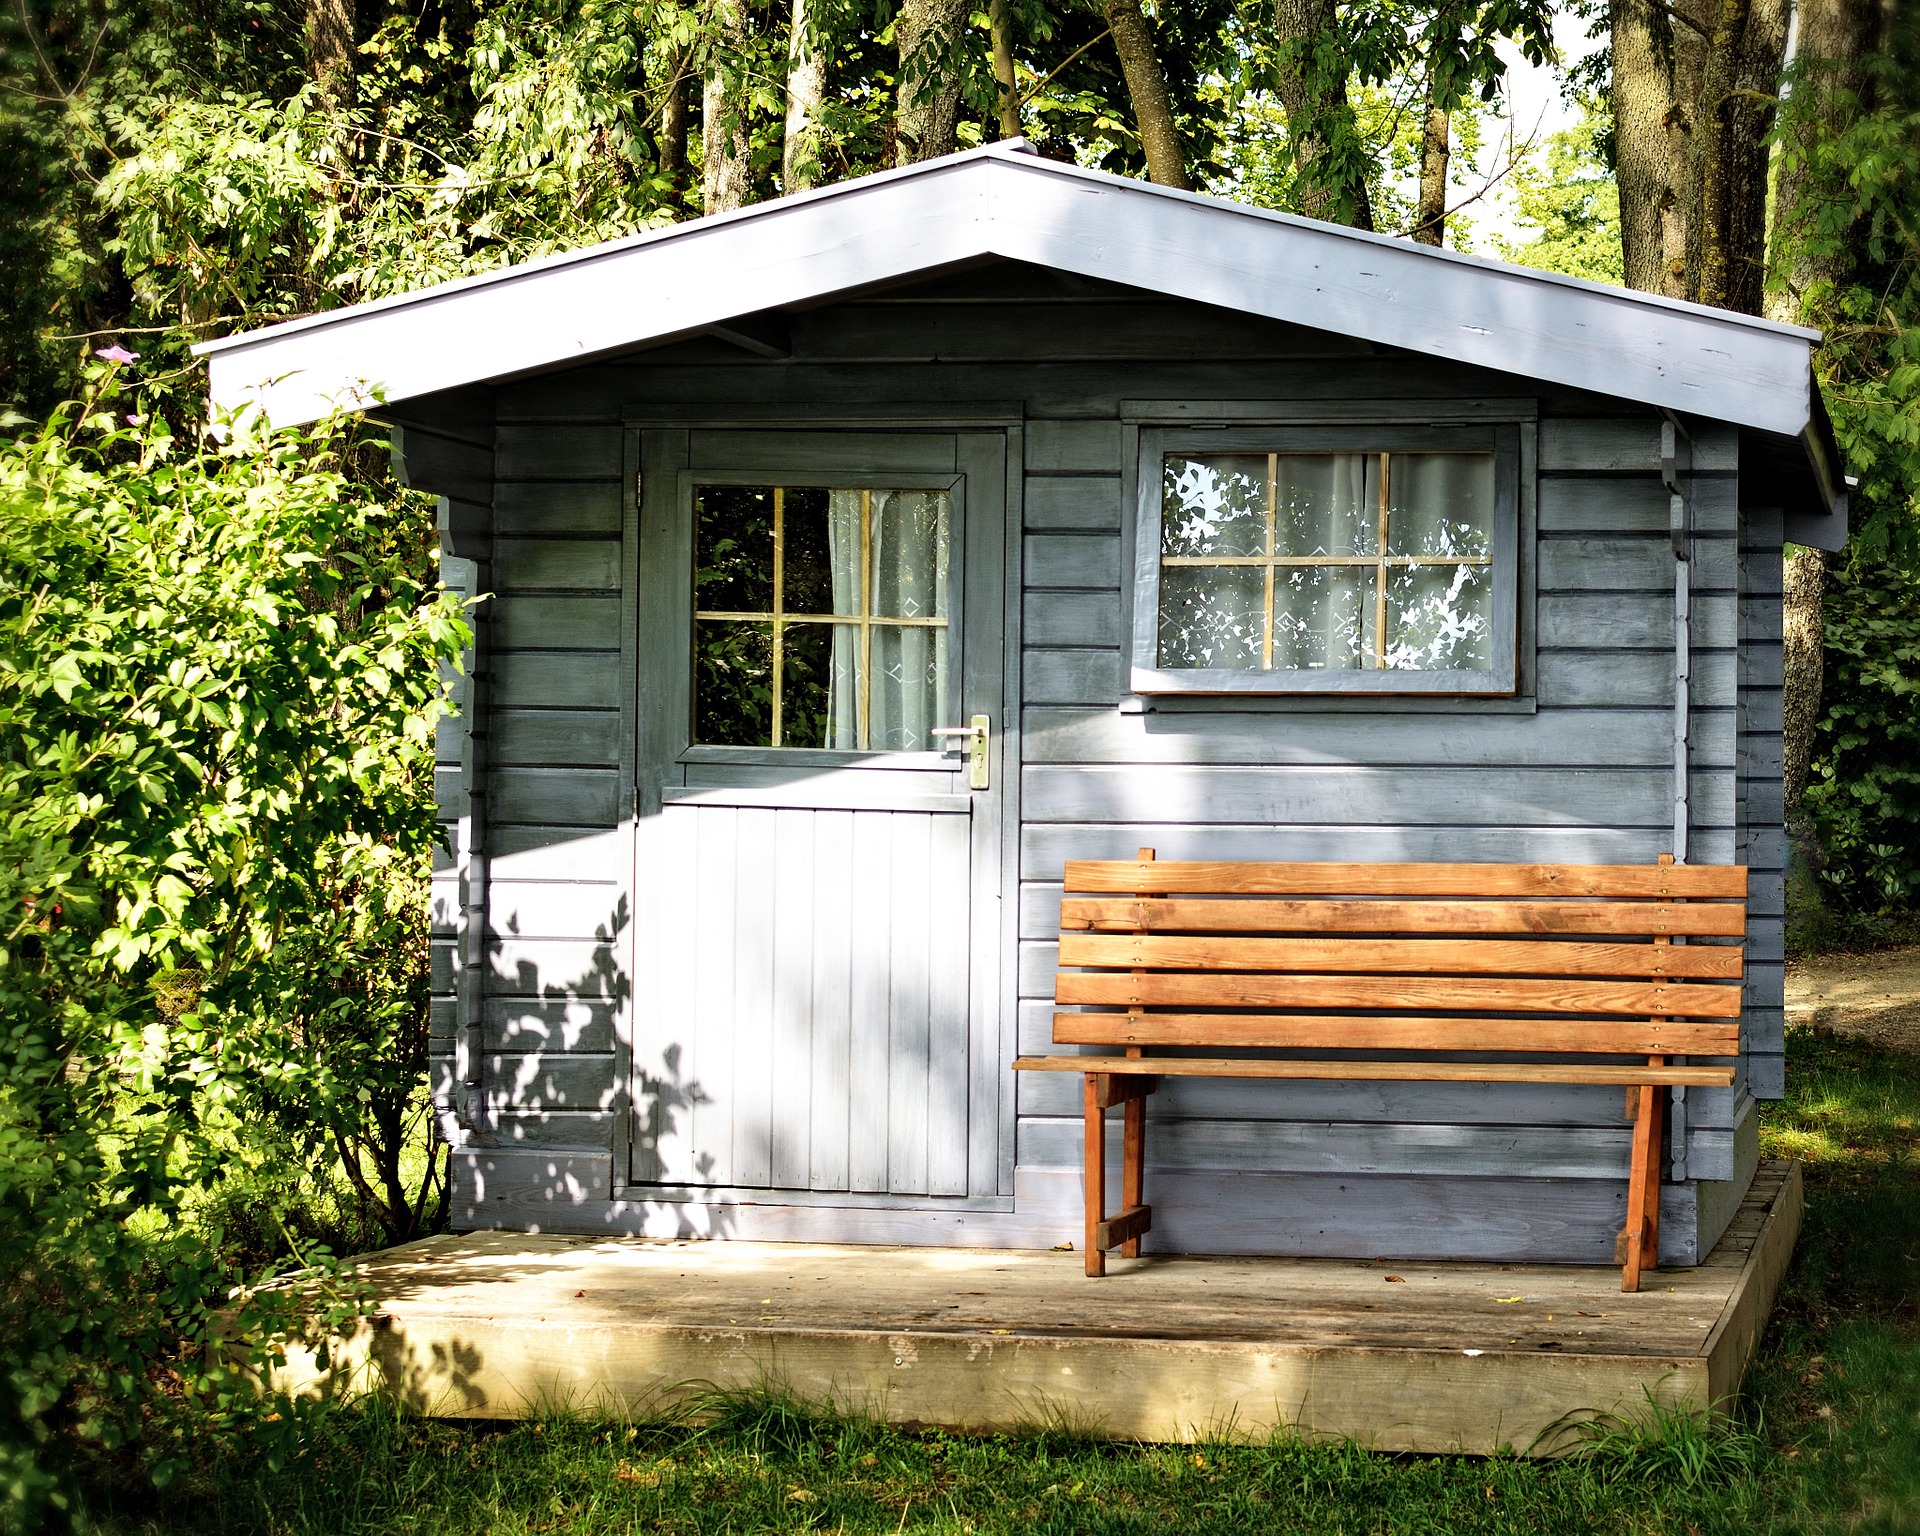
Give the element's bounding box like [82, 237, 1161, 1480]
[84, 1028, 1920, 1535]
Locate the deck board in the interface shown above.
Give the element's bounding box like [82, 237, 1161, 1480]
[270, 1162, 1800, 1456]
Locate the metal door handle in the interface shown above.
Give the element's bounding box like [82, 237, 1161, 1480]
[931, 714, 991, 790]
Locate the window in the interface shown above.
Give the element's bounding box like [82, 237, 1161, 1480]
[693, 483, 952, 749]
[1132, 428, 1520, 694]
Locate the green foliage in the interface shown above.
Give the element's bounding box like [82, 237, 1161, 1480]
[1222, 0, 1552, 229]
[0, 362, 466, 1520]
[1804, 564, 1920, 912]
[1772, 37, 1920, 573]
[1491, 98, 1623, 283]
[1771, 15, 1920, 915]
[1213, 78, 1492, 243]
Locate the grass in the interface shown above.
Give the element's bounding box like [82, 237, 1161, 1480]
[78, 1028, 1920, 1536]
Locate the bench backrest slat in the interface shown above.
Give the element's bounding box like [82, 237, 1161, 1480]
[1058, 934, 1744, 979]
[1063, 860, 1749, 899]
[1052, 859, 1747, 1058]
[1060, 897, 1749, 938]
[1058, 972, 1744, 1017]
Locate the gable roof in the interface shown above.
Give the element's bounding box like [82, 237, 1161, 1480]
[195, 140, 1846, 532]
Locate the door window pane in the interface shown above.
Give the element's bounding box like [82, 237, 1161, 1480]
[693, 484, 952, 749]
[1157, 450, 1494, 675]
[693, 620, 772, 746]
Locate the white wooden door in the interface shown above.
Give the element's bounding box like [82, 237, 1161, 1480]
[629, 430, 1008, 1201]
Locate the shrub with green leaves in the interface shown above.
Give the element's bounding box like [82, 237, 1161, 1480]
[0, 366, 467, 1523]
[1806, 564, 1920, 912]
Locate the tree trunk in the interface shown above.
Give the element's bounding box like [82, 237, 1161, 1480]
[703, 0, 753, 212]
[1102, 0, 1191, 189]
[894, 0, 966, 163]
[1272, 0, 1374, 229]
[1609, 0, 1784, 309]
[661, 63, 692, 200]
[989, 0, 1021, 140]
[306, 0, 354, 107]
[1767, 0, 1892, 323]
[1767, 0, 1893, 833]
[1684, 0, 1790, 312]
[1413, 88, 1448, 246]
[1610, 0, 1684, 293]
[1781, 547, 1829, 812]
[784, 0, 828, 191]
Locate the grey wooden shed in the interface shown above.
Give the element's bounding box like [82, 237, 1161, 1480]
[200, 140, 1847, 1267]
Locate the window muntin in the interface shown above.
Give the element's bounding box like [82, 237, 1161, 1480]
[693, 483, 951, 750]
[1157, 451, 1496, 674]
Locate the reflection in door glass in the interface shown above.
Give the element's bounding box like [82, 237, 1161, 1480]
[694, 484, 951, 749]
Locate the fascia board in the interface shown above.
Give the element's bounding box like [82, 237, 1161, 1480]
[203, 169, 1002, 426]
[974, 160, 1815, 438]
[201, 146, 1819, 441]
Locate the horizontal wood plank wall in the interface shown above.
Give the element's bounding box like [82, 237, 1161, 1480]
[429, 553, 474, 1142]
[473, 423, 628, 1156]
[458, 265, 1768, 1258]
[1739, 501, 1787, 1101]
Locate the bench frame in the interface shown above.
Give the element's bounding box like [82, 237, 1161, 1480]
[1013, 852, 1745, 1292]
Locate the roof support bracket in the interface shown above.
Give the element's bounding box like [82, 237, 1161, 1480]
[705, 311, 791, 358]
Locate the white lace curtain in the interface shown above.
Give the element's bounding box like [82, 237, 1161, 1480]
[824, 489, 951, 750]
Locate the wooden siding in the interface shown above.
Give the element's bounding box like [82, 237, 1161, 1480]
[424, 265, 1779, 1260]
[467, 422, 630, 1160]
[1739, 504, 1788, 1102]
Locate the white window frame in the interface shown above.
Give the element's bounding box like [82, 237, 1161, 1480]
[1129, 423, 1524, 696]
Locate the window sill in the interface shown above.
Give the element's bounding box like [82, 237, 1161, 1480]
[1121, 691, 1538, 716]
[1129, 666, 1519, 699]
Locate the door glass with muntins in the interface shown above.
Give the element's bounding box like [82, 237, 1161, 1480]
[693, 484, 952, 749]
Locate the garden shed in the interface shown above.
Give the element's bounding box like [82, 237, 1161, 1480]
[200, 139, 1847, 1273]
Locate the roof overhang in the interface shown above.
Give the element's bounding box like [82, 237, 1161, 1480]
[195, 140, 1845, 539]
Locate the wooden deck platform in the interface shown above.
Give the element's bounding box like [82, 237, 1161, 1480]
[276, 1162, 1801, 1457]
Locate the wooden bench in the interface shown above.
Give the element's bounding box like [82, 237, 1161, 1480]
[1012, 853, 1745, 1292]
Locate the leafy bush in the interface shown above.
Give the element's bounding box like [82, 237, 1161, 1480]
[1806, 563, 1920, 912]
[0, 363, 466, 1523]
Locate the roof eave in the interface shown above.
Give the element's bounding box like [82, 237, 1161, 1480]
[197, 146, 1827, 446]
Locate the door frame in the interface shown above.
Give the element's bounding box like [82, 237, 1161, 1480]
[612, 417, 1025, 1215]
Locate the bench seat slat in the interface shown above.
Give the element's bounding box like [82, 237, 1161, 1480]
[1051, 1011, 1740, 1055]
[1064, 860, 1748, 900]
[1055, 972, 1746, 1017]
[1014, 1055, 1738, 1087]
[1057, 934, 1745, 978]
[1060, 897, 1751, 937]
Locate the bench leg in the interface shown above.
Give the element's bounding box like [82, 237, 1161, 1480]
[1084, 1074, 1106, 1277]
[1121, 1093, 1147, 1259]
[1621, 1083, 1665, 1293]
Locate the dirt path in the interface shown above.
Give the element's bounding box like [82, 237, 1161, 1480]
[1786, 945, 1920, 1055]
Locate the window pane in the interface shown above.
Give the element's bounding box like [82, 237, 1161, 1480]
[1388, 454, 1493, 558]
[1274, 454, 1377, 556]
[695, 486, 775, 612]
[782, 487, 834, 615]
[1162, 455, 1269, 557]
[694, 621, 772, 744]
[1157, 564, 1265, 669]
[1273, 566, 1373, 670]
[778, 621, 840, 748]
[871, 490, 951, 619]
[1386, 563, 1493, 671]
[870, 623, 949, 750]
